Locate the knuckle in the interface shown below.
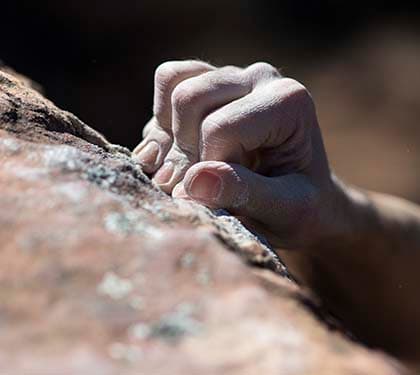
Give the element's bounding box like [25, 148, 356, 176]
[285, 79, 313, 105]
[201, 115, 232, 151]
[155, 60, 211, 89]
[247, 61, 279, 78]
[171, 72, 220, 112]
[271, 78, 315, 118]
[154, 61, 179, 88]
[202, 115, 224, 135]
[171, 81, 198, 111]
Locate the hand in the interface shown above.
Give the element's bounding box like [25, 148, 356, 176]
[133, 60, 339, 249]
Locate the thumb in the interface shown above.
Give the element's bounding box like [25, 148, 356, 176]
[181, 161, 317, 229]
[181, 161, 251, 211]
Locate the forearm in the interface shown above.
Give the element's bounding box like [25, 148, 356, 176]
[278, 178, 420, 362]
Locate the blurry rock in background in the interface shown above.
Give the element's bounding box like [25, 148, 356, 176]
[2, 0, 420, 202]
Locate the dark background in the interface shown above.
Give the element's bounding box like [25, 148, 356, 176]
[2, 1, 420, 202]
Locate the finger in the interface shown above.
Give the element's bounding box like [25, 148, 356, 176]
[172, 67, 250, 157]
[154, 67, 252, 192]
[182, 161, 318, 245]
[169, 61, 280, 152]
[133, 117, 158, 155]
[200, 78, 315, 173]
[132, 117, 172, 173]
[153, 62, 280, 192]
[134, 61, 214, 173]
[153, 60, 214, 132]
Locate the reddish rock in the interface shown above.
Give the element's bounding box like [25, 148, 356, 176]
[0, 68, 407, 374]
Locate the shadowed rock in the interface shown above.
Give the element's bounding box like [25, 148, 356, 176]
[0, 67, 407, 374]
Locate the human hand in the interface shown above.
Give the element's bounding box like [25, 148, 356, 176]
[133, 60, 340, 249]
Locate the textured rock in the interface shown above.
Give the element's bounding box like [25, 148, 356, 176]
[0, 67, 407, 374]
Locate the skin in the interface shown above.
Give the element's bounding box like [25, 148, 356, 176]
[133, 60, 420, 368]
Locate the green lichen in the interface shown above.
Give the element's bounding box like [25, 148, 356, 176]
[103, 211, 161, 238]
[129, 303, 202, 343]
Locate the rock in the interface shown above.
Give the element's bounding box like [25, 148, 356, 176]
[0, 67, 407, 374]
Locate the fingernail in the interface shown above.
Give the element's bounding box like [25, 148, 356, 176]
[153, 161, 175, 185]
[135, 141, 160, 167]
[188, 171, 222, 201]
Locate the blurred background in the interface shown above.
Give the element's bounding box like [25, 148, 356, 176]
[1, 1, 420, 202]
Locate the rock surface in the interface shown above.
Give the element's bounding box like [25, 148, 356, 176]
[0, 67, 407, 374]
